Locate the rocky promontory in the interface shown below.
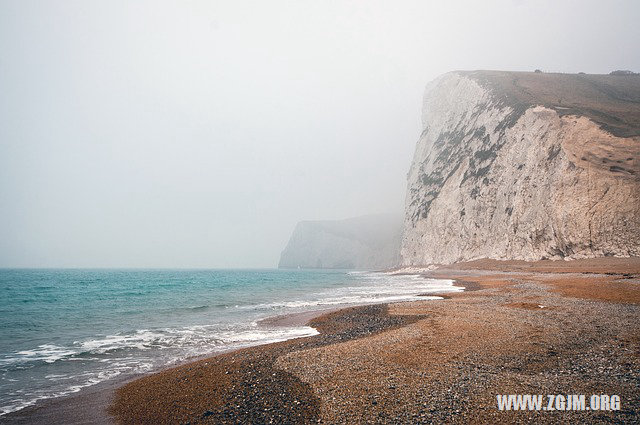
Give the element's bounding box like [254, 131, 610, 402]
[279, 214, 402, 269]
[401, 71, 640, 265]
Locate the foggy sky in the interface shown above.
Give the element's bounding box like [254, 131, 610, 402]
[1, 0, 639, 268]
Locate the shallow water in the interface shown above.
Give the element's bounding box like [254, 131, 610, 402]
[0, 268, 460, 415]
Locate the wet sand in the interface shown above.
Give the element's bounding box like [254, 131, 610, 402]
[0, 375, 121, 425]
[4, 257, 639, 424]
[257, 307, 344, 327]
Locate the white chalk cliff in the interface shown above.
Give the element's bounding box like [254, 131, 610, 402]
[279, 214, 402, 269]
[401, 71, 640, 265]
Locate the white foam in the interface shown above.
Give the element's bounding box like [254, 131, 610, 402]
[239, 274, 460, 311]
[0, 322, 320, 417]
[3, 345, 78, 365]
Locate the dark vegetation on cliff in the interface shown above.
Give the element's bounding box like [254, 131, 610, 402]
[463, 71, 640, 183]
[464, 70, 640, 138]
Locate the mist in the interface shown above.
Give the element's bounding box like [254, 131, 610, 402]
[1, 0, 638, 268]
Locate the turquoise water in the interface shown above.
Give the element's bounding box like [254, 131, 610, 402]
[0, 269, 459, 415]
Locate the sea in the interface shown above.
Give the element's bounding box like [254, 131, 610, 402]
[0, 268, 460, 416]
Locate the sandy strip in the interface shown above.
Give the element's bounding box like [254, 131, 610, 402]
[257, 307, 344, 328]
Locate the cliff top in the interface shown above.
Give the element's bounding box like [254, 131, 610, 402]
[459, 70, 640, 138]
[292, 213, 402, 247]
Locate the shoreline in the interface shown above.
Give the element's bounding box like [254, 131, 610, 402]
[0, 305, 363, 424]
[0, 273, 464, 424]
[3, 258, 639, 423]
[257, 307, 345, 328]
[110, 303, 423, 424]
[0, 307, 337, 424]
[110, 257, 640, 423]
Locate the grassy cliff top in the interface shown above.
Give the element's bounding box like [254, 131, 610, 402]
[460, 70, 640, 138]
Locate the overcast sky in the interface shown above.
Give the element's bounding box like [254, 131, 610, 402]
[1, 0, 638, 268]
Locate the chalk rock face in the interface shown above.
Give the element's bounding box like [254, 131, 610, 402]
[401, 71, 640, 265]
[279, 214, 402, 269]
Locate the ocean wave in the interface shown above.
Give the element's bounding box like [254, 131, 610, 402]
[238, 274, 460, 311]
[0, 367, 129, 416]
[6, 345, 77, 365]
[0, 323, 318, 370]
[245, 294, 445, 310]
[0, 324, 318, 416]
[185, 304, 210, 311]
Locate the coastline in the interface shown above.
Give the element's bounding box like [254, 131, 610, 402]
[0, 274, 463, 424]
[3, 257, 639, 423]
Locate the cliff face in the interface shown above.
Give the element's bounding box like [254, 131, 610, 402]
[402, 71, 640, 265]
[279, 214, 402, 269]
